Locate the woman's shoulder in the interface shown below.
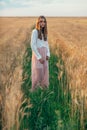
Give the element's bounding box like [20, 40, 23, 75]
[32, 28, 38, 34]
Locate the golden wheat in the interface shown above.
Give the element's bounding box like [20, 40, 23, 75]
[0, 17, 87, 129]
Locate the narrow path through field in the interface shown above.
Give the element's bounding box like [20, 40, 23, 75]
[18, 40, 78, 130]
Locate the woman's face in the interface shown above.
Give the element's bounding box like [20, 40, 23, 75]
[39, 18, 46, 28]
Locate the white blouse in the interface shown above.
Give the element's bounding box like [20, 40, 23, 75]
[30, 28, 50, 60]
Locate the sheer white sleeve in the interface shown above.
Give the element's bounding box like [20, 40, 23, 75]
[46, 41, 50, 57]
[30, 29, 42, 60]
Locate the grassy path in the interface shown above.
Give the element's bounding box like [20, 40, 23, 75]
[18, 40, 85, 130]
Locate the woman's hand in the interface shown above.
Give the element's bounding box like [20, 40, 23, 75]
[46, 56, 50, 60]
[39, 58, 44, 64]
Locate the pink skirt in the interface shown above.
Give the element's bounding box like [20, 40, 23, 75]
[31, 46, 49, 90]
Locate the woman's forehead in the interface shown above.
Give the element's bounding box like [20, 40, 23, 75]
[39, 18, 45, 20]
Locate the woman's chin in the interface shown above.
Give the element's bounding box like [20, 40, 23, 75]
[41, 26, 45, 28]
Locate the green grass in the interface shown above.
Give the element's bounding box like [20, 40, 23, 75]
[18, 40, 86, 130]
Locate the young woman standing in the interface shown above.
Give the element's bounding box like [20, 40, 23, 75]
[30, 15, 50, 91]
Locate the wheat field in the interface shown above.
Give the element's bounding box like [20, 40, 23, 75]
[0, 17, 87, 129]
[48, 18, 87, 104]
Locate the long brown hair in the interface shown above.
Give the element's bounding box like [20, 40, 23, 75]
[35, 15, 48, 41]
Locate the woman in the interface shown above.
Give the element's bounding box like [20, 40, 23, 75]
[30, 15, 50, 91]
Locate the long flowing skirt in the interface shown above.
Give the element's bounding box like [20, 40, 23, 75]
[31, 46, 49, 90]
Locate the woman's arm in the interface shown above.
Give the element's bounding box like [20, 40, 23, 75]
[30, 29, 42, 60]
[46, 41, 50, 58]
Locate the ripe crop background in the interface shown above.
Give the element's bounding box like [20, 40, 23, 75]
[0, 17, 87, 130]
